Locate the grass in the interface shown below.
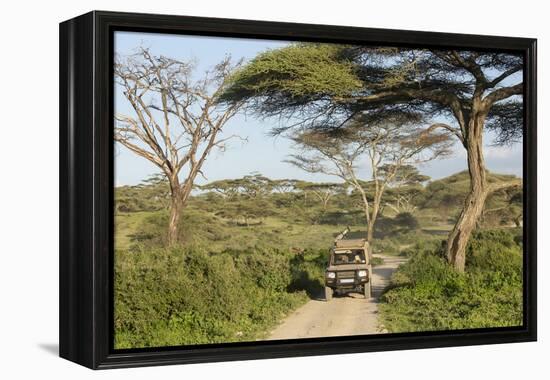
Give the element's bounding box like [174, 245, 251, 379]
[115, 208, 366, 253]
[115, 211, 152, 250]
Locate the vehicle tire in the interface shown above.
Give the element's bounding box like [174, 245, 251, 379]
[325, 286, 333, 302]
[364, 281, 372, 300]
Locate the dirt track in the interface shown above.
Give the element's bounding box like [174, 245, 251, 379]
[267, 254, 407, 340]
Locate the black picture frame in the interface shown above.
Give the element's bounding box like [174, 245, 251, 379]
[59, 10, 537, 369]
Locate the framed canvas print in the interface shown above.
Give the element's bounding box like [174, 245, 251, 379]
[59, 11, 537, 369]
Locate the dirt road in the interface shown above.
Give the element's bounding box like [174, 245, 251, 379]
[267, 254, 407, 340]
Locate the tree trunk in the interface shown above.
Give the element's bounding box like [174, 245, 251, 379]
[364, 204, 376, 260]
[167, 177, 183, 246]
[445, 114, 488, 272]
[366, 188, 383, 253]
[366, 222, 374, 245]
[167, 194, 183, 246]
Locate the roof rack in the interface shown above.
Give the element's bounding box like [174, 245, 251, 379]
[333, 227, 368, 248]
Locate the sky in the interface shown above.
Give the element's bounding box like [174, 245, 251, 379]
[114, 31, 523, 187]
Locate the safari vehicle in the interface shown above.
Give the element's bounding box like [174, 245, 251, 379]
[324, 228, 372, 301]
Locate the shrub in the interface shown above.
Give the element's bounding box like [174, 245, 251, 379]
[393, 212, 420, 231]
[399, 238, 444, 258]
[374, 233, 440, 257]
[114, 245, 325, 348]
[130, 209, 231, 247]
[287, 249, 327, 297]
[379, 229, 523, 332]
[373, 239, 399, 255]
[371, 256, 385, 266]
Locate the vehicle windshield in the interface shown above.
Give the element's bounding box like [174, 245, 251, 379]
[332, 249, 366, 265]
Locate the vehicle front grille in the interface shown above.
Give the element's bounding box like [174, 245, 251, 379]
[337, 271, 355, 279]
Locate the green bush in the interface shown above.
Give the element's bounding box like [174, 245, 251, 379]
[379, 229, 523, 332]
[287, 249, 327, 297]
[393, 212, 420, 231]
[114, 245, 325, 349]
[399, 238, 444, 258]
[374, 231, 440, 256]
[130, 209, 232, 247]
[371, 256, 385, 266]
[373, 239, 399, 255]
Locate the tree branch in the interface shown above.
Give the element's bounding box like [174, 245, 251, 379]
[487, 65, 523, 88]
[483, 83, 523, 107]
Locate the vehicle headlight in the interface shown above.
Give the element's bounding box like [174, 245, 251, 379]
[326, 272, 336, 279]
[358, 270, 367, 277]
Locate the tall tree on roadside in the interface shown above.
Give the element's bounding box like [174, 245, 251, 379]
[286, 120, 450, 245]
[115, 48, 244, 245]
[220, 44, 523, 271]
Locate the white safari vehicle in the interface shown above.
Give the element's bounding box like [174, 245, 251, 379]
[324, 228, 372, 301]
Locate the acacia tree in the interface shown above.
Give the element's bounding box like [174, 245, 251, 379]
[220, 44, 523, 271]
[347, 49, 524, 271]
[481, 183, 523, 228]
[200, 173, 275, 201]
[383, 165, 430, 214]
[235, 173, 274, 198]
[199, 179, 241, 200]
[295, 182, 345, 213]
[286, 121, 450, 245]
[271, 179, 300, 194]
[115, 48, 244, 245]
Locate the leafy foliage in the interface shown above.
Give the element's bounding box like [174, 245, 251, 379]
[220, 43, 362, 121]
[379, 229, 523, 332]
[221, 44, 523, 144]
[115, 245, 327, 348]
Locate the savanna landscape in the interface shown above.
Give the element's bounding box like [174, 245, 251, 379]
[113, 33, 524, 349]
